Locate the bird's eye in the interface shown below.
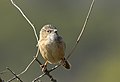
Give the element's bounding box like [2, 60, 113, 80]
[47, 30, 51, 33]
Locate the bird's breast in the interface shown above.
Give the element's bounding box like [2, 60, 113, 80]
[47, 41, 65, 63]
[39, 39, 65, 64]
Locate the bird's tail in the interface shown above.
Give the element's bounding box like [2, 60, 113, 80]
[61, 58, 71, 69]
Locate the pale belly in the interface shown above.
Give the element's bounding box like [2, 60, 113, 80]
[40, 42, 65, 64]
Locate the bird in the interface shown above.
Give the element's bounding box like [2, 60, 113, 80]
[38, 24, 70, 71]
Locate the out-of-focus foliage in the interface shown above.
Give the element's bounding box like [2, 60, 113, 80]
[0, 0, 120, 82]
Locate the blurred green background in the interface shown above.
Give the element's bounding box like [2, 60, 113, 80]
[0, 0, 120, 82]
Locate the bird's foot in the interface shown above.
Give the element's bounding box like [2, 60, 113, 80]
[40, 64, 47, 72]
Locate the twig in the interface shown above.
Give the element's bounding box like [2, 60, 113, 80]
[7, 48, 39, 82]
[18, 48, 39, 76]
[9, 0, 95, 82]
[33, 1, 95, 81]
[66, 0, 95, 59]
[0, 69, 8, 75]
[10, 0, 38, 42]
[6, 67, 23, 82]
[32, 58, 58, 82]
[32, 65, 60, 82]
[8, 0, 40, 81]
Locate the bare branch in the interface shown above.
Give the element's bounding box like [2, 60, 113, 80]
[77, 0, 95, 43]
[10, 0, 38, 42]
[0, 69, 8, 75]
[32, 58, 58, 82]
[6, 67, 23, 82]
[8, 0, 40, 81]
[8, 0, 95, 82]
[67, 0, 95, 59]
[18, 48, 39, 76]
[7, 48, 40, 82]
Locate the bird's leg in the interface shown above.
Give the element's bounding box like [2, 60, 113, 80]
[40, 61, 48, 72]
[59, 58, 65, 65]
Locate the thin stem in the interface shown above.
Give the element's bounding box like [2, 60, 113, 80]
[8, 0, 95, 82]
[7, 48, 39, 82]
[6, 67, 23, 82]
[77, 0, 95, 43]
[18, 48, 39, 76]
[32, 58, 58, 82]
[10, 0, 38, 42]
[0, 69, 8, 74]
[67, 0, 95, 59]
[8, 0, 40, 81]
